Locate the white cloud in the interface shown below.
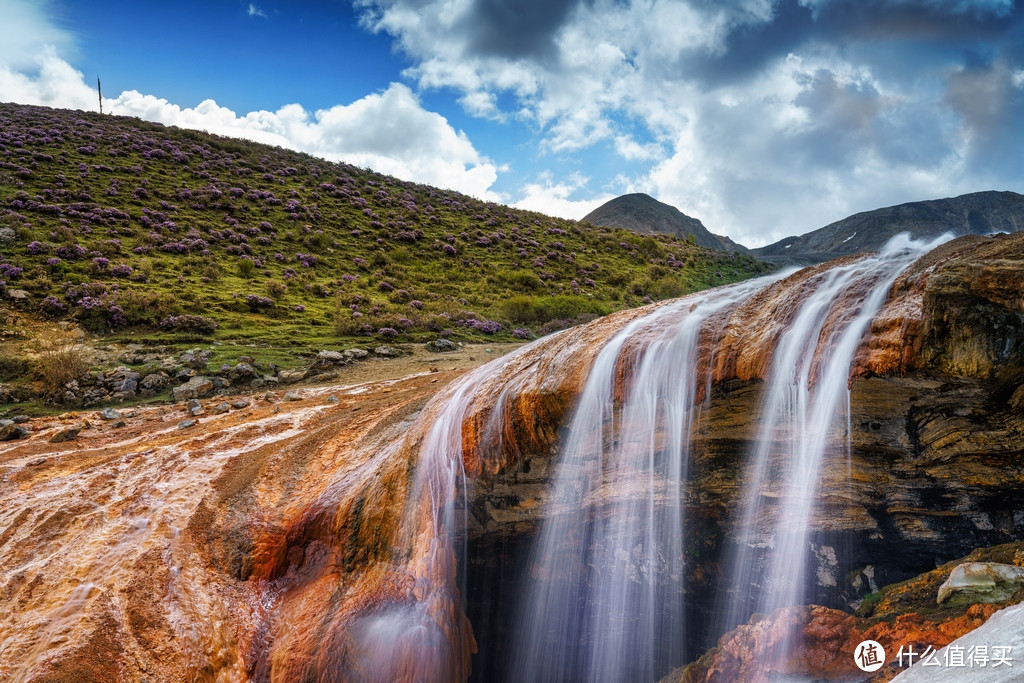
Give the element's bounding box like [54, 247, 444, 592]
[0, 0, 77, 70]
[247, 4, 267, 18]
[357, 0, 1013, 245]
[513, 173, 612, 219]
[0, 49, 501, 201]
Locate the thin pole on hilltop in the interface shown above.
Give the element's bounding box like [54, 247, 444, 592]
[97, 76, 103, 114]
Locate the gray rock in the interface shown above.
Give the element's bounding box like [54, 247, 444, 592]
[6, 289, 30, 301]
[187, 399, 204, 417]
[427, 338, 458, 352]
[12, 415, 30, 424]
[327, 395, 340, 404]
[0, 226, 15, 244]
[229, 362, 258, 383]
[277, 368, 308, 384]
[140, 373, 170, 393]
[209, 402, 231, 415]
[284, 391, 302, 401]
[373, 345, 397, 357]
[343, 348, 369, 360]
[171, 376, 215, 402]
[177, 419, 197, 429]
[318, 350, 345, 363]
[49, 428, 79, 444]
[0, 423, 29, 441]
[100, 407, 121, 420]
[231, 399, 251, 409]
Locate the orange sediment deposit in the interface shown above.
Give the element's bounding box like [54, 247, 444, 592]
[0, 371, 473, 682]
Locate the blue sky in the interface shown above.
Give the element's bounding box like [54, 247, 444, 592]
[1, 0, 1022, 246]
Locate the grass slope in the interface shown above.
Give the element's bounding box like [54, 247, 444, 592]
[0, 103, 772, 355]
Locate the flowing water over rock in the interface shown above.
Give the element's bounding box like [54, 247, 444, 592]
[3, 233, 1024, 682]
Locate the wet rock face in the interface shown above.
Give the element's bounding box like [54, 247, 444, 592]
[461, 234, 1024, 670]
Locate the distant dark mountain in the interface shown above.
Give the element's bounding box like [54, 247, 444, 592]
[582, 193, 747, 253]
[753, 191, 1024, 265]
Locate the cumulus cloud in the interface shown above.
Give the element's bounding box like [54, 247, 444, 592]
[247, 4, 267, 19]
[0, 49, 500, 200]
[358, 0, 1024, 243]
[513, 172, 613, 218]
[0, 0, 77, 70]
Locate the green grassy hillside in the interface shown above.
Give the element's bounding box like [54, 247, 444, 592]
[0, 103, 771, 353]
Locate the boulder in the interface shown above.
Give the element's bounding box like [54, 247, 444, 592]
[343, 348, 369, 360]
[317, 350, 345, 364]
[209, 402, 231, 415]
[0, 423, 29, 441]
[427, 339, 458, 352]
[99, 407, 121, 421]
[171, 376, 215, 402]
[277, 368, 308, 384]
[140, 373, 170, 395]
[228, 363, 258, 383]
[373, 345, 397, 357]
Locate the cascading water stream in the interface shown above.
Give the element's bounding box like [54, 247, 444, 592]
[509, 275, 782, 683]
[718, 233, 950, 642]
[504, 233, 949, 681]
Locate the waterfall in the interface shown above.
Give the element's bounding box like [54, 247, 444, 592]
[506, 233, 948, 681]
[509, 275, 781, 682]
[718, 233, 948, 638]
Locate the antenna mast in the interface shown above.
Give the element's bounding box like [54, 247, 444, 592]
[97, 76, 103, 114]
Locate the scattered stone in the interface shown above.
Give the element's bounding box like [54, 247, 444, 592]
[100, 407, 121, 421]
[187, 398, 204, 417]
[277, 368, 308, 384]
[373, 345, 396, 357]
[229, 362, 258, 383]
[231, 399, 251, 409]
[284, 391, 302, 402]
[175, 368, 196, 382]
[263, 392, 276, 402]
[177, 419, 197, 429]
[426, 338, 458, 352]
[0, 423, 30, 441]
[326, 395, 340, 404]
[140, 372, 170, 396]
[178, 349, 211, 370]
[12, 415, 30, 424]
[49, 428, 80, 443]
[6, 289, 30, 301]
[237, 355, 256, 364]
[210, 402, 231, 415]
[0, 419, 12, 427]
[112, 420, 126, 428]
[343, 348, 369, 360]
[26, 457, 46, 467]
[317, 350, 345, 363]
[171, 376, 215, 402]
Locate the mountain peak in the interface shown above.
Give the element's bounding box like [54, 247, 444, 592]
[582, 194, 745, 253]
